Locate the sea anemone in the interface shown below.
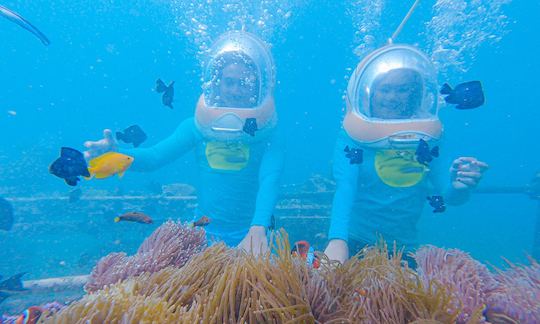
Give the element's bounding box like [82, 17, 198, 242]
[84, 220, 207, 292]
[486, 257, 540, 323]
[413, 245, 498, 324]
[48, 233, 465, 324]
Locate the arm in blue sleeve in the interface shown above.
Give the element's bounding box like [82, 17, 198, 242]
[250, 129, 285, 228]
[445, 182, 471, 205]
[120, 118, 200, 172]
[328, 131, 360, 241]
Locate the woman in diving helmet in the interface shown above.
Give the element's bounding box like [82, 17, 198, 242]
[324, 44, 489, 265]
[83, 31, 283, 255]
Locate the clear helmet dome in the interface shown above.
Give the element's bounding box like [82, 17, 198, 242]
[202, 31, 275, 109]
[346, 44, 439, 121]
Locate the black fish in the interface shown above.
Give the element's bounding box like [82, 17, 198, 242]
[416, 139, 439, 166]
[0, 5, 50, 46]
[116, 125, 147, 148]
[344, 145, 363, 164]
[49, 147, 90, 186]
[426, 195, 446, 213]
[243, 118, 258, 136]
[68, 188, 82, 203]
[156, 79, 174, 109]
[0, 272, 26, 304]
[0, 197, 14, 231]
[268, 214, 276, 231]
[440, 81, 485, 109]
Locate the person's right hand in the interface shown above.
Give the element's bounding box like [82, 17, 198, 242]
[83, 129, 118, 159]
[323, 239, 349, 264]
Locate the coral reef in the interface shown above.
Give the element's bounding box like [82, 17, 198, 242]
[486, 257, 540, 324]
[414, 245, 499, 324]
[40, 225, 538, 324]
[414, 246, 540, 324]
[46, 232, 473, 324]
[340, 244, 461, 323]
[84, 220, 207, 292]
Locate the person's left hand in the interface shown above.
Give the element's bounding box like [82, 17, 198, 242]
[237, 225, 268, 256]
[450, 157, 489, 190]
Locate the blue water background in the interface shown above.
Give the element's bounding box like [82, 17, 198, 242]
[0, 0, 539, 282]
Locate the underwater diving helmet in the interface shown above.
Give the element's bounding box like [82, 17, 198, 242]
[344, 44, 442, 149]
[195, 31, 276, 140]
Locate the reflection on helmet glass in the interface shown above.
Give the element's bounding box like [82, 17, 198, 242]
[370, 68, 423, 119]
[348, 45, 439, 122]
[207, 53, 260, 109]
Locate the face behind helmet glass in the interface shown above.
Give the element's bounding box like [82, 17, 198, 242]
[203, 31, 275, 110]
[370, 68, 423, 119]
[343, 45, 442, 147]
[347, 45, 439, 122]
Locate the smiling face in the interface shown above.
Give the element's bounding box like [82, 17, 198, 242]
[370, 68, 423, 119]
[217, 62, 259, 108]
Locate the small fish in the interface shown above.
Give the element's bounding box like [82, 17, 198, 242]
[49, 147, 90, 186]
[68, 188, 82, 203]
[0, 197, 14, 231]
[0, 273, 26, 304]
[291, 241, 320, 269]
[426, 195, 446, 213]
[116, 125, 147, 148]
[87, 152, 134, 179]
[0, 5, 50, 46]
[243, 118, 258, 136]
[15, 306, 44, 324]
[114, 211, 153, 224]
[354, 287, 368, 297]
[155, 79, 174, 109]
[344, 145, 363, 164]
[292, 241, 311, 258]
[415, 139, 439, 166]
[268, 214, 276, 231]
[440, 81, 485, 109]
[352, 287, 368, 303]
[191, 215, 211, 228]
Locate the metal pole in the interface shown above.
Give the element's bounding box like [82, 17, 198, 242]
[23, 275, 88, 291]
[389, 0, 422, 43]
[473, 186, 526, 195]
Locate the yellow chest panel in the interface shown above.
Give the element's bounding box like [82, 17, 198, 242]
[205, 141, 250, 171]
[374, 149, 427, 187]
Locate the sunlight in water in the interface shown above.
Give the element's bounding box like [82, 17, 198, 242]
[348, 0, 385, 58]
[424, 0, 512, 77]
[168, 0, 307, 65]
[347, 0, 512, 79]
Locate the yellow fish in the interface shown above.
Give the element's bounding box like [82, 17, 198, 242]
[87, 152, 134, 179]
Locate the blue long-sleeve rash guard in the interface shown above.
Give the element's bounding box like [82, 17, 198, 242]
[121, 117, 285, 246]
[328, 129, 465, 253]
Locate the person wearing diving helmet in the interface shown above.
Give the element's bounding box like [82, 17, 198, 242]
[324, 44, 489, 265]
[83, 31, 284, 254]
